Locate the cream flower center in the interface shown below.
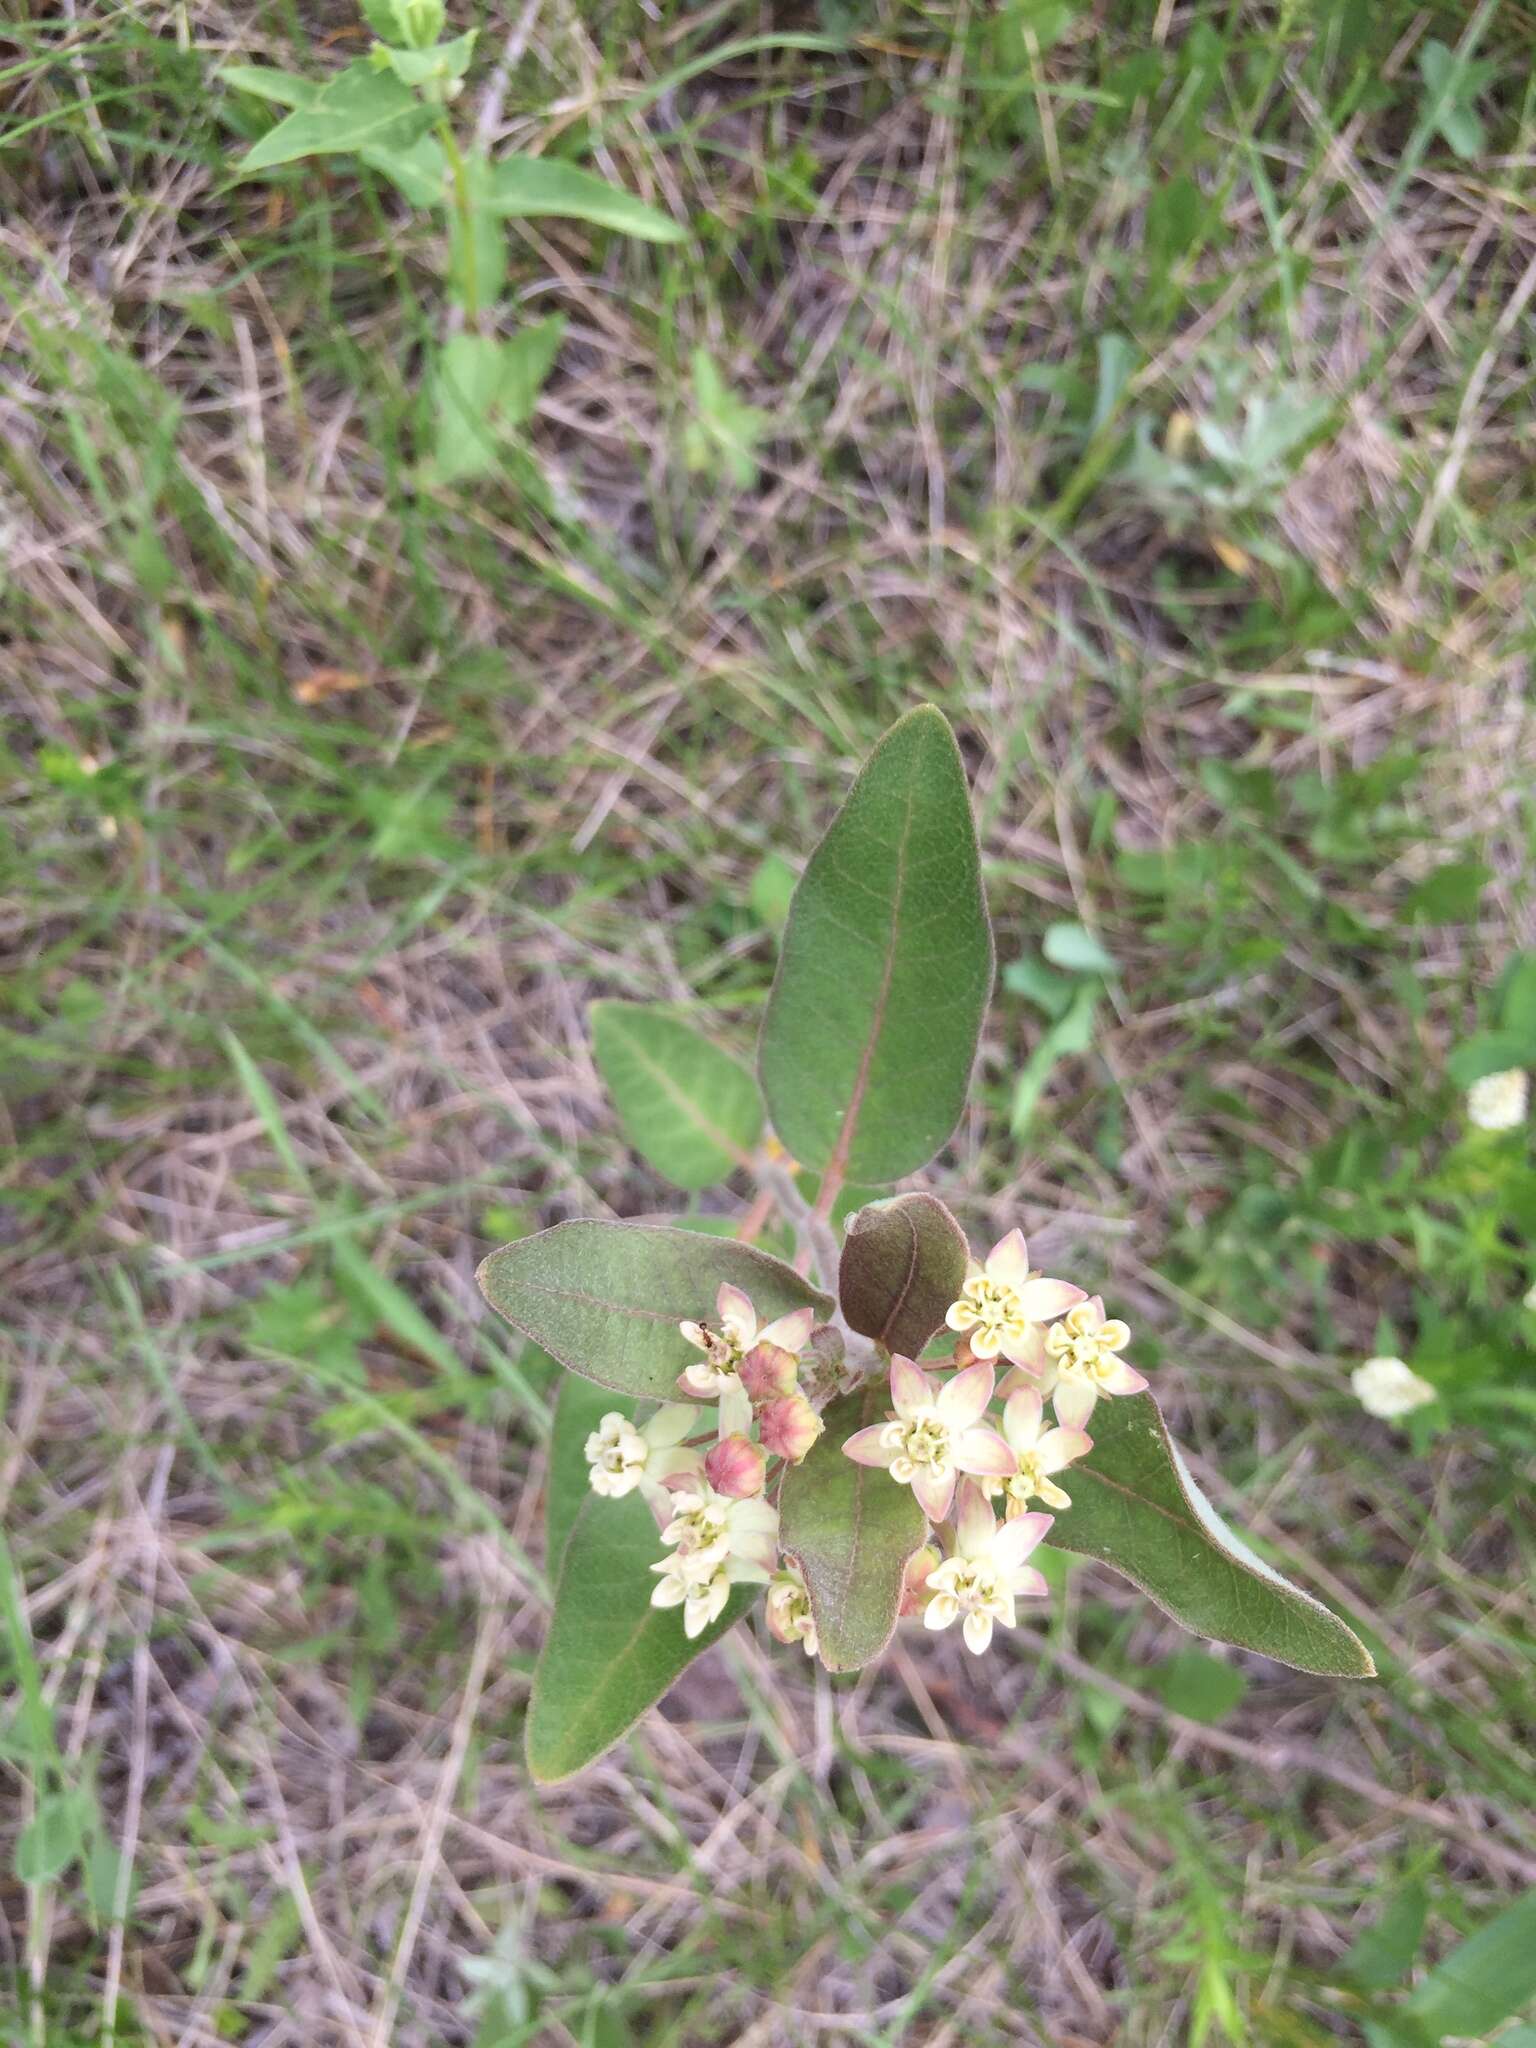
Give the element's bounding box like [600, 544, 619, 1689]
[931, 1557, 1005, 1615]
[955, 1274, 1026, 1343]
[1010, 1450, 1045, 1492]
[696, 1325, 742, 1371]
[881, 1409, 952, 1474]
[1048, 1318, 1121, 1383]
[666, 1500, 729, 1558]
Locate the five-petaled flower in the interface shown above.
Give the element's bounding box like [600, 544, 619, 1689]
[584, 1404, 701, 1500]
[655, 1480, 779, 1576]
[922, 1482, 1052, 1654]
[993, 1387, 1091, 1513]
[680, 1285, 815, 1398]
[842, 1356, 1014, 1522]
[1039, 1297, 1146, 1428]
[944, 1229, 1084, 1363]
[765, 1564, 818, 1657]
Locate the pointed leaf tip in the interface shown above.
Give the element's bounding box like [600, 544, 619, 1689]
[759, 706, 993, 1184]
[1048, 1392, 1376, 1679]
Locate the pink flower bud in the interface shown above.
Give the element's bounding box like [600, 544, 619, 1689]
[704, 1434, 767, 1498]
[899, 1545, 941, 1616]
[758, 1393, 824, 1464]
[738, 1342, 798, 1404]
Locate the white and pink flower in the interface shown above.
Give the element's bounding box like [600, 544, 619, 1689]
[993, 1387, 1091, 1514]
[842, 1356, 1014, 1522]
[680, 1285, 814, 1398]
[922, 1482, 1052, 1654]
[584, 1404, 702, 1501]
[765, 1564, 818, 1657]
[944, 1229, 1084, 1363]
[1040, 1297, 1145, 1427]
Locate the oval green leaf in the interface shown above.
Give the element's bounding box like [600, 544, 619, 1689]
[759, 706, 994, 1184]
[486, 155, 686, 242]
[779, 1387, 927, 1672]
[477, 1222, 831, 1401]
[527, 1489, 757, 1783]
[839, 1193, 969, 1359]
[591, 1002, 763, 1191]
[1048, 1393, 1375, 1678]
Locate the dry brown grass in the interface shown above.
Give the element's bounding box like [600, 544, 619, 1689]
[3, 2, 1536, 2043]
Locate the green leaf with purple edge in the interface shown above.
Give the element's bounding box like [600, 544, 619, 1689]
[1047, 1391, 1375, 1678]
[759, 706, 994, 1184]
[526, 1488, 757, 1784]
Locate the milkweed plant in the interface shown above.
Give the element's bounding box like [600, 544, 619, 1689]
[224, 0, 688, 487]
[479, 709, 1375, 1783]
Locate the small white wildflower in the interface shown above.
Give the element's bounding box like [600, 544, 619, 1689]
[1351, 1356, 1436, 1421]
[649, 1554, 766, 1639]
[1037, 1296, 1147, 1428]
[992, 1387, 1092, 1514]
[679, 1284, 814, 1398]
[1467, 1068, 1528, 1132]
[648, 1475, 776, 1637]
[655, 1481, 779, 1577]
[1524, 1281, 1536, 1313]
[765, 1565, 818, 1658]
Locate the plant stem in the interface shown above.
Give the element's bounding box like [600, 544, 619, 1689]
[759, 1161, 840, 1301]
[436, 114, 479, 320]
[811, 1157, 844, 1226]
[735, 1184, 776, 1245]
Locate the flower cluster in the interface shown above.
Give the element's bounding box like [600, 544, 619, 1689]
[580, 1242, 1144, 1665]
[581, 1283, 827, 1640]
[844, 1230, 1146, 1656]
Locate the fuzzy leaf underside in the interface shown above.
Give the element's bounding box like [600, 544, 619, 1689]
[838, 1192, 970, 1359]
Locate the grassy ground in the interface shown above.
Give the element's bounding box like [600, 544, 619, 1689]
[4, 1, 1536, 2042]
